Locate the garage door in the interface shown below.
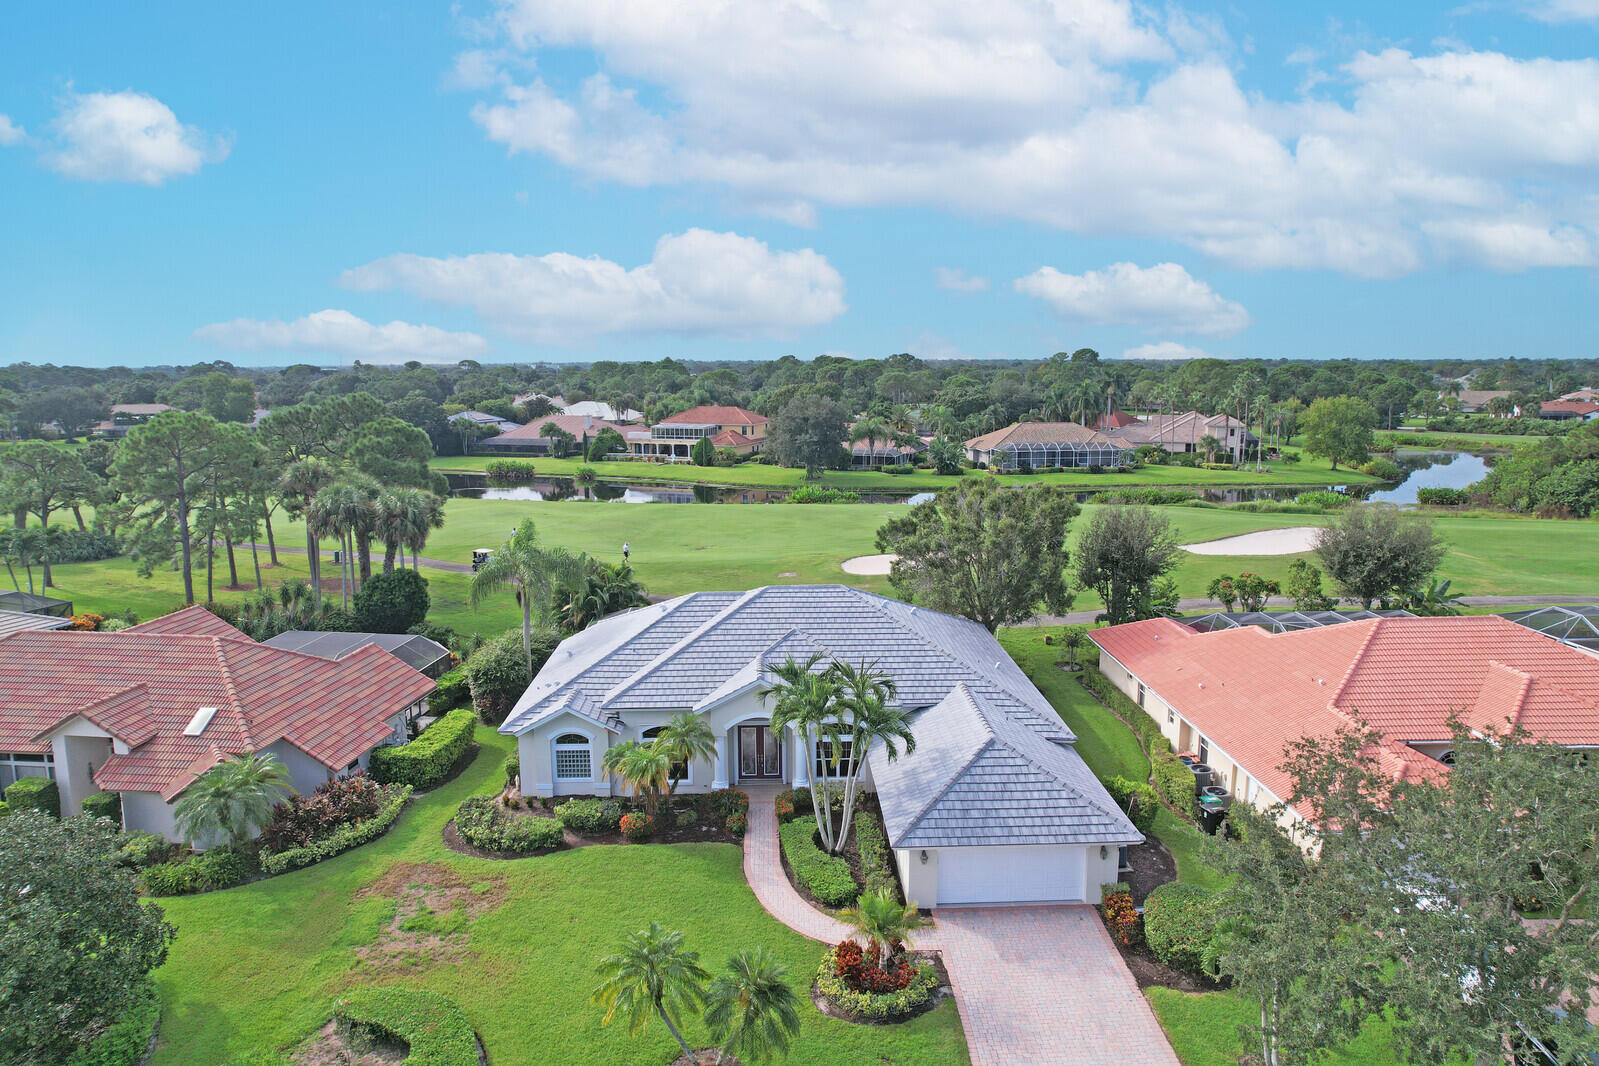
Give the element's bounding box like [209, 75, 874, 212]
[935, 844, 1086, 905]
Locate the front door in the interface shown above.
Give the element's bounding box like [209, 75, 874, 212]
[737, 725, 782, 779]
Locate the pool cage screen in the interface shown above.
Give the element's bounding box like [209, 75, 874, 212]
[1502, 605, 1599, 653]
[993, 441, 1132, 470]
[1184, 609, 1415, 634]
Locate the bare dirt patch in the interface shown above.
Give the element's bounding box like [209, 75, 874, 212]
[293, 1019, 408, 1066]
[669, 1052, 743, 1066]
[355, 862, 503, 975]
[1123, 839, 1177, 906]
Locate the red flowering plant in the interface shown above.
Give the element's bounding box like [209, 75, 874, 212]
[833, 940, 914, 993]
[1102, 890, 1143, 947]
[774, 794, 795, 823]
[619, 811, 655, 841]
[726, 811, 748, 837]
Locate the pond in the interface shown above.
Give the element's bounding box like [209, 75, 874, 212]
[1363, 450, 1489, 505]
[446, 474, 920, 504]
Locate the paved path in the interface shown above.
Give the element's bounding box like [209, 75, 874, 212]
[739, 783, 1178, 1066]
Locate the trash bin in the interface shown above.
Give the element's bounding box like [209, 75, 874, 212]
[1189, 762, 1213, 790]
[1198, 785, 1231, 835]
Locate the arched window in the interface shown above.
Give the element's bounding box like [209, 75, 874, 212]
[1439, 750, 1456, 766]
[554, 733, 592, 781]
[642, 726, 689, 784]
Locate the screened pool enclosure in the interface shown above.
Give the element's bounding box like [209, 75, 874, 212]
[989, 440, 1134, 470]
[1502, 605, 1599, 654]
[1184, 609, 1415, 633]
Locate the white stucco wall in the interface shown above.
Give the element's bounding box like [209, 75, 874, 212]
[263, 739, 334, 797]
[121, 790, 181, 840]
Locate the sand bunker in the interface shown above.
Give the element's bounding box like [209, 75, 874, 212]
[841, 553, 898, 575]
[1179, 526, 1320, 556]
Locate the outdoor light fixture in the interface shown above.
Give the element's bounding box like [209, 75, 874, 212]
[1100, 845, 1108, 860]
[919, 849, 928, 864]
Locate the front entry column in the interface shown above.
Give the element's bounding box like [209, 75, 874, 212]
[712, 734, 728, 790]
[789, 725, 810, 788]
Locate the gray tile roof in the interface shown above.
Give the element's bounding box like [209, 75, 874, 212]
[261, 631, 450, 674]
[871, 684, 1142, 848]
[0, 608, 72, 638]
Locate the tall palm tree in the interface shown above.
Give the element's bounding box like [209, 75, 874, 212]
[758, 654, 842, 852]
[307, 481, 369, 609]
[470, 520, 586, 671]
[406, 491, 446, 570]
[850, 416, 891, 468]
[280, 458, 334, 606]
[704, 948, 801, 1066]
[601, 740, 672, 815]
[654, 711, 717, 795]
[592, 923, 709, 1063]
[374, 487, 443, 572]
[828, 659, 914, 853]
[838, 888, 926, 970]
[173, 750, 294, 849]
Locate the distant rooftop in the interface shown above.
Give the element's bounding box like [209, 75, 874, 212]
[261, 630, 451, 675]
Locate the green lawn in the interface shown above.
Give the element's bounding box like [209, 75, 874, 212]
[149, 728, 967, 1066]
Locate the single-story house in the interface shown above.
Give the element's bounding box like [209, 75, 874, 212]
[1093, 409, 1141, 431]
[91, 403, 174, 439]
[448, 410, 520, 435]
[0, 605, 435, 840]
[1449, 389, 1516, 414]
[500, 584, 1140, 906]
[1536, 400, 1599, 421]
[964, 421, 1134, 470]
[1104, 411, 1257, 456]
[1090, 613, 1599, 833]
[847, 439, 923, 467]
[563, 400, 642, 422]
[627, 405, 770, 460]
[261, 629, 452, 679]
[0, 608, 72, 638]
[478, 413, 630, 456]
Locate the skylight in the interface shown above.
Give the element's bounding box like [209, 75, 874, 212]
[183, 706, 218, 737]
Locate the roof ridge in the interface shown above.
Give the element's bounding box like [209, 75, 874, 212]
[1484, 659, 1535, 728]
[212, 637, 256, 750]
[891, 684, 995, 847]
[29, 682, 150, 743]
[603, 588, 766, 705]
[1327, 618, 1384, 708]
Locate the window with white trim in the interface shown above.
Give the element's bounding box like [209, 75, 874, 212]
[641, 726, 689, 783]
[0, 751, 54, 791]
[814, 736, 854, 779]
[553, 733, 592, 781]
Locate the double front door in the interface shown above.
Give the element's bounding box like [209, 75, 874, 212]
[738, 724, 782, 779]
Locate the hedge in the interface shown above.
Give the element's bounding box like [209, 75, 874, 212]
[332, 986, 479, 1066]
[62, 977, 159, 1066]
[81, 792, 122, 825]
[1103, 775, 1159, 835]
[554, 797, 622, 834]
[259, 784, 412, 875]
[142, 846, 256, 896]
[5, 775, 59, 817]
[1078, 664, 1169, 756]
[853, 810, 897, 900]
[428, 668, 469, 715]
[0, 800, 8, 817]
[1153, 752, 1200, 822]
[1143, 881, 1221, 976]
[455, 795, 562, 853]
[368, 709, 476, 789]
[779, 815, 856, 907]
[814, 947, 940, 1021]
[1417, 487, 1469, 506]
[504, 753, 519, 787]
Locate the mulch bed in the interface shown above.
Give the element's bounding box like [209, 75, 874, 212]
[1123, 838, 1177, 906]
[811, 951, 953, 1025]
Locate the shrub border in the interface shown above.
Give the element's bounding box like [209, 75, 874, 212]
[259, 784, 413, 875]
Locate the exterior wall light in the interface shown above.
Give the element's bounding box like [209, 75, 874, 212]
[919, 849, 928, 864]
[1100, 845, 1108, 860]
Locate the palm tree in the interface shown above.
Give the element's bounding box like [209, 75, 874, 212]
[654, 711, 718, 795]
[1198, 434, 1224, 464]
[307, 481, 371, 609]
[757, 654, 842, 853]
[172, 750, 294, 849]
[406, 491, 446, 570]
[592, 923, 709, 1063]
[280, 458, 335, 605]
[704, 948, 801, 1065]
[839, 888, 926, 971]
[374, 487, 443, 572]
[828, 659, 914, 854]
[601, 740, 673, 814]
[469, 520, 586, 671]
[850, 416, 891, 468]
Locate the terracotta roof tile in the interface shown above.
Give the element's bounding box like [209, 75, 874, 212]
[964, 421, 1120, 450]
[657, 405, 768, 427]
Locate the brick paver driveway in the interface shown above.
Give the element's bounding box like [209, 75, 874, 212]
[929, 905, 1179, 1066]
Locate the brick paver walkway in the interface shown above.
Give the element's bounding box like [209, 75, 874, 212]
[739, 784, 1179, 1065]
[930, 905, 1180, 1066]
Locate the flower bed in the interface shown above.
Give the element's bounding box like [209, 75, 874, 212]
[454, 795, 562, 854]
[814, 943, 941, 1022]
[554, 797, 622, 834]
[779, 815, 856, 907]
[369, 708, 476, 790]
[259, 783, 413, 875]
[332, 985, 480, 1066]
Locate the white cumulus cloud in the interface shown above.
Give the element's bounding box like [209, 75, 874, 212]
[935, 267, 989, 293]
[0, 115, 24, 146]
[1518, 0, 1599, 21]
[461, 2, 1599, 275]
[193, 310, 487, 361]
[1121, 341, 1219, 361]
[44, 90, 229, 184]
[1014, 262, 1250, 336]
[340, 229, 847, 344]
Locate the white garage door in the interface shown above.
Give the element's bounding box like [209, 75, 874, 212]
[935, 844, 1087, 905]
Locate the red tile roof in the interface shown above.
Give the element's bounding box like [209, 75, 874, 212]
[1537, 400, 1599, 416]
[2, 618, 435, 800]
[709, 429, 756, 447]
[128, 604, 251, 639]
[657, 405, 768, 427]
[1090, 615, 1599, 816]
[1094, 410, 1140, 429]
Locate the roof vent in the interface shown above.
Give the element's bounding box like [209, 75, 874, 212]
[1317, 678, 1326, 686]
[1197, 682, 1204, 689]
[183, 706, 218, 737]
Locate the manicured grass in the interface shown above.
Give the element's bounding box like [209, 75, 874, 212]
[149, 728, 967, 1066]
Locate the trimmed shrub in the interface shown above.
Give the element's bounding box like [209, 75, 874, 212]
[554, 798, 622, 834]
[774, 792, 797, 823]
[332, 986, 479, 1066]
[1153, 752, 1201, 822]
[81, 791, 122, 825]
[429, 668, 469, 715]
[815, 945, 940, 1021]
[854, 810, 897, 899]
[1143, 882, 1221, 976]
[1103, 775, 1159, 835]
[454, 795, 562, 853]
[260, 774, 388, 852]
[368, 709, 476, 789]
[5, 776, 59, 817]
[353, 569, 430, 634]
[1417, 487, 1469, 506]
[115, 831, 171, 869]
[1293, 489, 1352, 509]
[620, 811, 655, 841]
[1078, 665, 1170, 756]
[259, 785, 411, 875]
[61, 977, 159, 1066]
[787, 485, 862, 504]
[0, 800, 8, 817]
[142, 846, 255, 896]
[725, 811, 748, 837]
[504, 753, 520, 787]
[465, 629, 557, 726]
[711, 788, 749, 817]
[1362, 457, 1402, 481]
[1102, 889, 1142, 947]
[779, 815, 855, 906]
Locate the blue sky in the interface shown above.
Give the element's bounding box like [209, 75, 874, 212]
[2, 0, 1597, 367]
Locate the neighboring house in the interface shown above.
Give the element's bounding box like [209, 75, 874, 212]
[0, 608, 72, 638]
[963, 421, 1134, 470]
[1535, 400, 1599, 421]
[1559, 388, 1599, 402]
[1451, 389, 1516, 414]
[1502, 605, 1599, 656]
[1090, 613, 1599, 835]
[500, 584, 1140, 906]
[478, 414, 630, 456]
[626, 405, 770, 460]
[846, 439, 923, 467]
[1093, 409, 1140, 431]
[261, 630, 452, 679]
[0, 605, 434, 840]
[448, 410, 520, 434]
[91, 402, 174, 439]
[563, 400, 642, 422]
[1104, 411, 1257, 456]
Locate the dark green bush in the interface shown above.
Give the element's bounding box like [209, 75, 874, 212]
[1293, 490, 1351, 509]
[1143, 882, 1220, 976]
[259, 785, 411, 875]
[484, 459, 537, 485]
[429, 668, 469, 715]
[554, 797, 622, 834]
[711, 788, 749, 817]
[115, 831, 171, 869]
[465, 629, 557, 725]
[1153, 752, 1200, 822]
[141, 846, 255, 896]
[853, 810, 897, 900]
[332, 986, 478, 1066]
[352, 569, 431, 634]
[81, 791, 122, 825]
[504, 753, 520, 786]
[1103, 775, 1160, 834]
[1416, 487, 1470, 506]
[5, 776, 59, 817]
[61, 977, 159, 1066]
[454, 795, 562, 853]
[368, 709, 476, 789]
[779, 815, 856, 906]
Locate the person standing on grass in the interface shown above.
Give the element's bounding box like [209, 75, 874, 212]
[623, 541, 630, 562]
